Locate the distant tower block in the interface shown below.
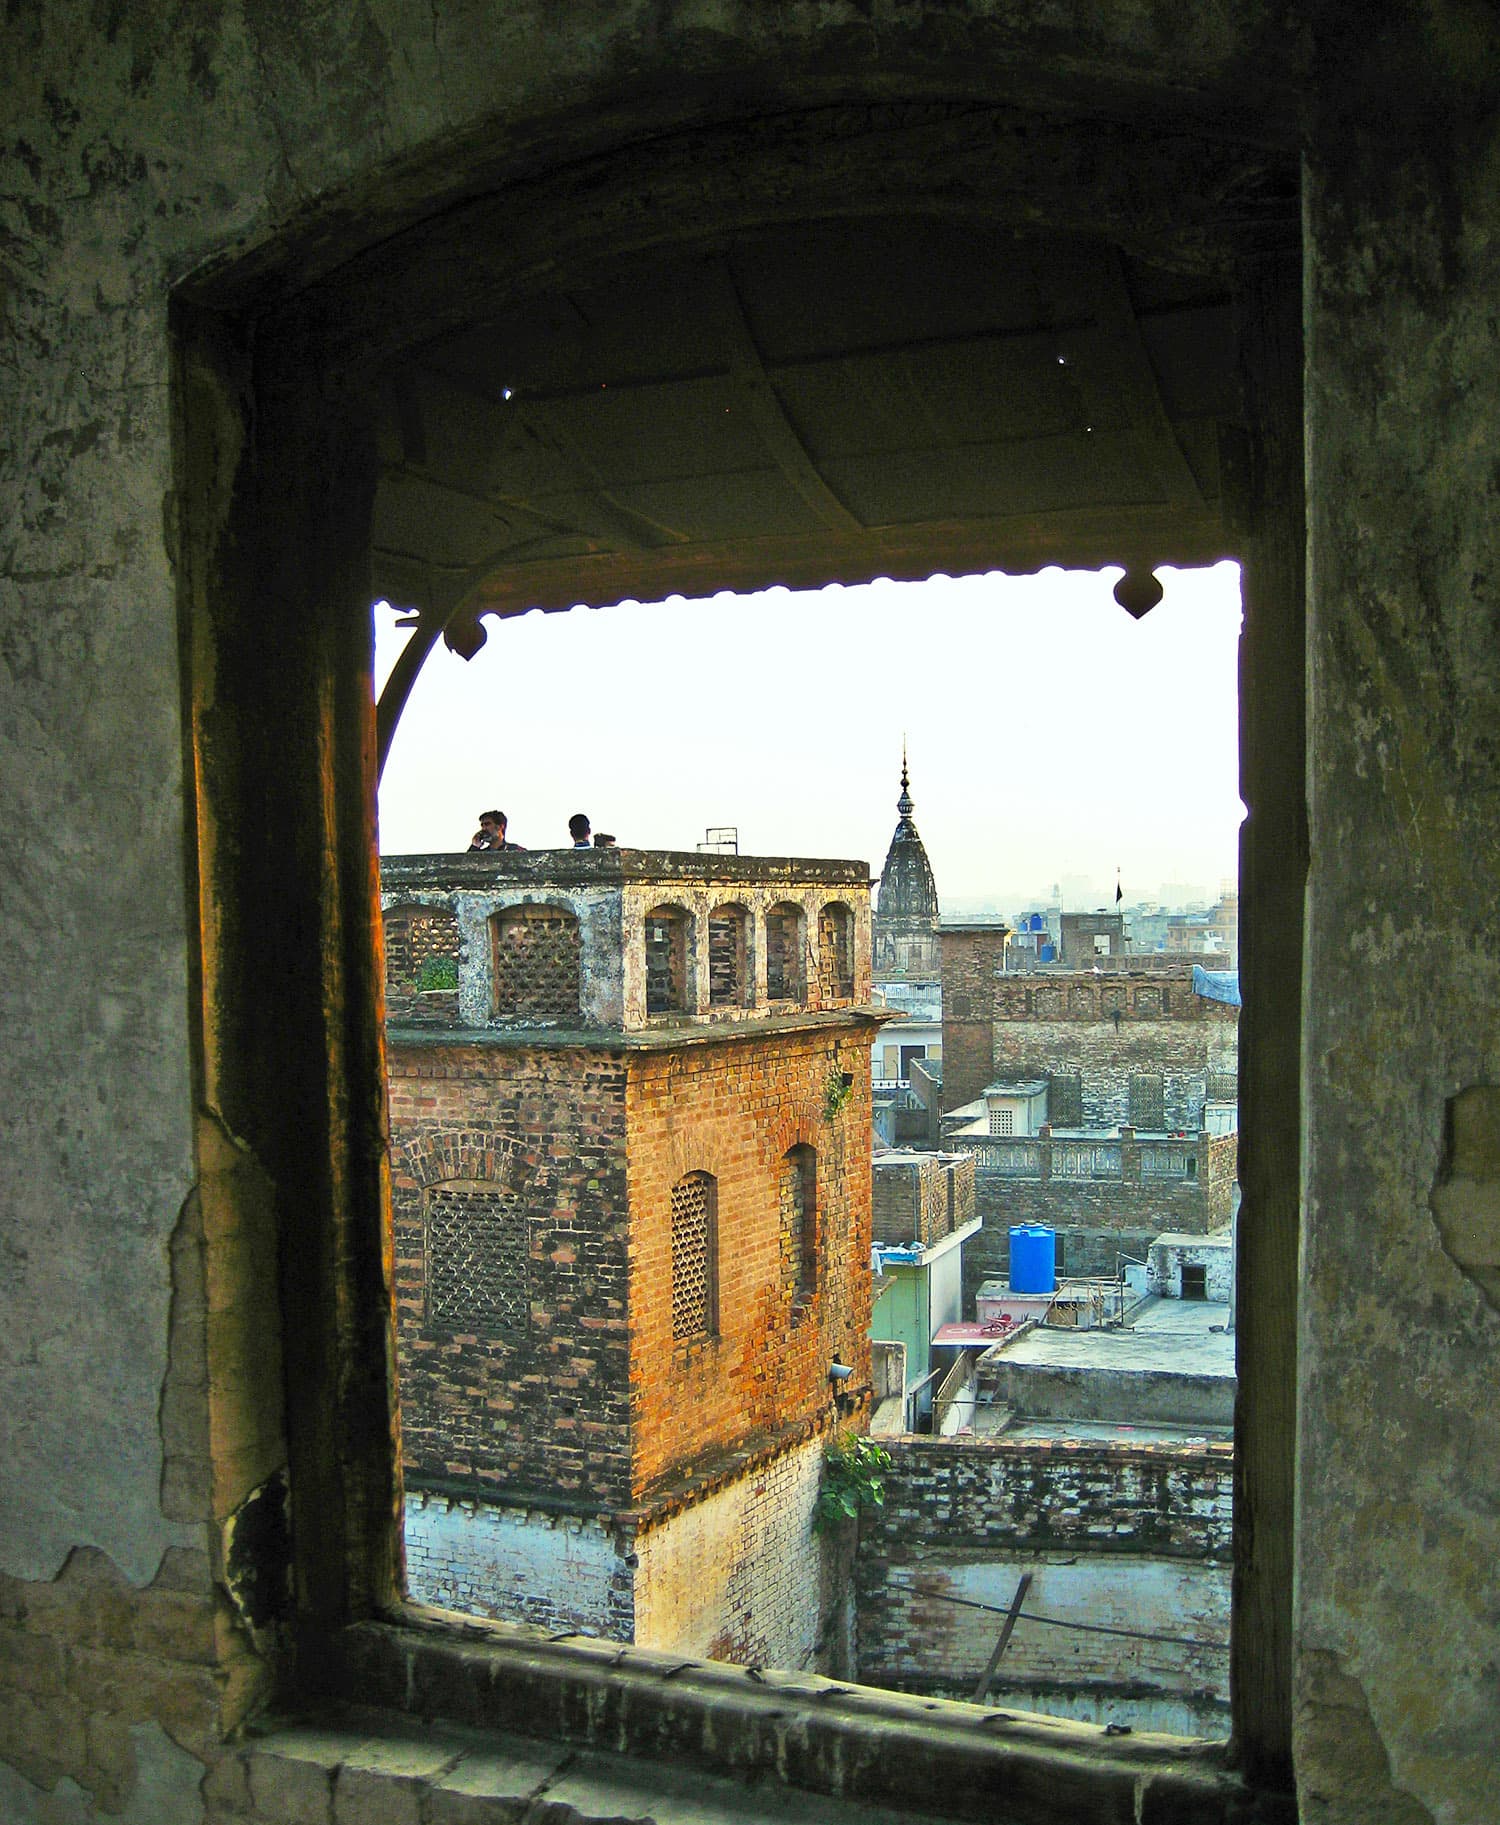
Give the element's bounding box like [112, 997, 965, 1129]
[872, 749, 941, 982]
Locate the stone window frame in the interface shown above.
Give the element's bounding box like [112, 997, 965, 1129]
[172, 107, 1303, 1815]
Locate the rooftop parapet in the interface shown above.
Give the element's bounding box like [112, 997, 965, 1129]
[380, 848, 873, 1035]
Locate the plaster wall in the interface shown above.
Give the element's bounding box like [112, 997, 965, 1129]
[1, 2, 1498, 1821]
[875, 1554, 1232, 1738]
[404, 1492, 631, 1641]
[856, 1437, 1232, 1733]
[632, 1435, 826, 1667]
[1149, 1240, 1234, 1302]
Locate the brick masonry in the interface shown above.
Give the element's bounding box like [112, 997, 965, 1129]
[941, 942, 1238, 1123]
[633, 1433, 828, 1667]
[959, 1129, 1237, 1300]
[623, 1027, 873, 1498]
[405, 1492, 635, 1641]
[390, 1043, 635, 1508]
[854, 1437, 1232, 1731]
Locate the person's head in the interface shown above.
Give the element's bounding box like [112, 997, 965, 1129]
[478, 810, 506, 837]
[568, 812, 591, 843]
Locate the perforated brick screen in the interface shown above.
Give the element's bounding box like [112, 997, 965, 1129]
[427, 1187, 528, 1335]
[1129, 1072, 1166, 1129]
[671, 1172, 715, 1340]
[385, 904, 460, 995]
[492, 906, 581, 1020]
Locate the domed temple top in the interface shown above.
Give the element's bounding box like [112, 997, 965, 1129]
[873, 752, 940, 981]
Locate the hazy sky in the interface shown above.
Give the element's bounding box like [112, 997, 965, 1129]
[375, 562, 1243, 909]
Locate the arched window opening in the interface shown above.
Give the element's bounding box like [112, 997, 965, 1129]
[671, 1171, 717, 1341]
[707, 903, 749, 1008]
[817, 901, 855, 1002]
[645, 905, 692, 1015]
[491, 904, 582, 1021]
[764, 903, 805, 1002]
[779, 1145, 817, 1305]
[384, 902, 460, 1002]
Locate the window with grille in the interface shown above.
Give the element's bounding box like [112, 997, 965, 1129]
[426, 1186, 529, 1337]
[817, 902, 855, 1001]
[670, 1171, 717, 1341]
[384, 902, 460, 996]
[779, 1145, 816, 1302]
[707, 905, 748, 1008]
[491, 905, 581, 1020]
[645, 905, 691, 1014]
[1049, 1072, 1084, 1126]
[989, 1107, 1014, 1135]
[765, 903, 804, 1001]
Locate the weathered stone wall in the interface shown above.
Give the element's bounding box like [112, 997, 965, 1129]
[625, 1029, 872, 1497]
[1296, 19, 1500, 1816]
[389, 1043, 634, 1506]
[4, 1, 1499, 1819]
[855, 1438, 1232, 1732]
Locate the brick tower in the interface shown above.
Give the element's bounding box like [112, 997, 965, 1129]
[382, 846, 885, 1668]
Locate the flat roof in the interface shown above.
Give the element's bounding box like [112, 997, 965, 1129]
[985, 1295, 1235, 1380]
[382, 848, 870, 890]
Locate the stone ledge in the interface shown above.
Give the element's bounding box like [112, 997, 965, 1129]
[294, 1620, 1296, 1825]
[386, 1007, 890, 1051]
[224, 1711, 1004, 1824]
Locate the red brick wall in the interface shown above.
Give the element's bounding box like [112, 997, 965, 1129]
[389, 1043, 633, 1507]
[624, 1031, 873, 1497]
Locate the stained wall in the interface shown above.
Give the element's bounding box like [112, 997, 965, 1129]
[1, 4, 1497, 1822]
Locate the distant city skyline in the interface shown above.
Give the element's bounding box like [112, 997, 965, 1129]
[375, 562, 1244, 907]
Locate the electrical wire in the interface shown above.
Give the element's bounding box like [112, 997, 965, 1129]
[894, 1584, 1229, 1652]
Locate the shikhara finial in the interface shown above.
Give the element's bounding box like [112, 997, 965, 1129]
[897, 740, 913, 820]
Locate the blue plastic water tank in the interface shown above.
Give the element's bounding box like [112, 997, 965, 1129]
[1008, 1225, 1057, 1294]
[1039, 942, 1056, 962]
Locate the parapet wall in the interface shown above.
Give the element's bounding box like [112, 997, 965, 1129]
[382, 850, 873, 1031]
[855, 1437, 1232, 1733]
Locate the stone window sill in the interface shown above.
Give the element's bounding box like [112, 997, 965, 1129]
[281, 1610, 1291, 1825]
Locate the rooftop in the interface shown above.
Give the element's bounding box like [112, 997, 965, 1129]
[988, 1296, 1234, 1380]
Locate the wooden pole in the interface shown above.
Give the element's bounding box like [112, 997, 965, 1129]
[972, 1572, 1033, 1704]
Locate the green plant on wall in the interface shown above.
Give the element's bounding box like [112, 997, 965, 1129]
[822, 1065, 853, 1124]
[415, 956, 459, 991]
[813, 1431, 892, 1533]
